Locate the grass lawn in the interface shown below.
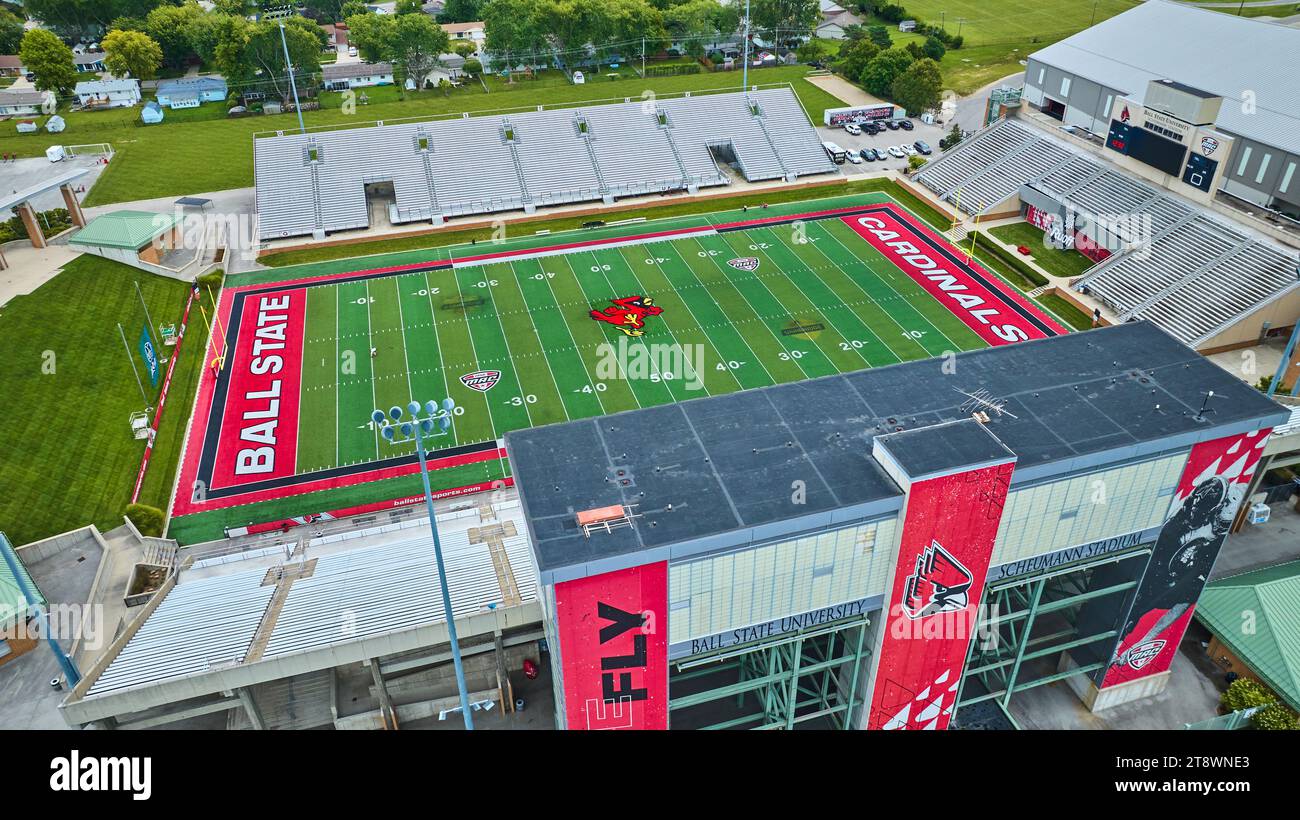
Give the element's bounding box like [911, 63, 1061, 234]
[900, 0, 1141, 46]
[0, 65, 842, 208]
[258, 177, 952, 268]
[0, 256, 209, 546]
[1036, 292, 1095, 331]
[988, 221, 1097, 279]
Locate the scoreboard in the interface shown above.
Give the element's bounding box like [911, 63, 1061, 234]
[1106, 119, 1187, 177]
[1182, 152, 1219, 193]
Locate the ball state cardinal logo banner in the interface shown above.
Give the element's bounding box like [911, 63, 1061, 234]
[1098, 429, 1271, 689]
[554, 562, 668, 730]
[866, 462, 1014, 730]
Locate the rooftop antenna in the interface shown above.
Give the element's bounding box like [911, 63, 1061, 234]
[956, 387, 1019, 420]
[1195, 390, 1217, 420]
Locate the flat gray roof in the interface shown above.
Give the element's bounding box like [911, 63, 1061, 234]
[509, 322, 1290, 577]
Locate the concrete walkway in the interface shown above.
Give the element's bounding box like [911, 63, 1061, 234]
[804, 73, 886, 108]
[0, 242, 78, 307]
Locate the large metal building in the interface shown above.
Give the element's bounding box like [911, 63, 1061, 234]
[1022, 0, 1300, 216]
[507, 322, 1291, 730]
[253, 87, 836, 241]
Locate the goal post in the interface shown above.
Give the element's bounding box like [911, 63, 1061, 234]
[64, 143, 115, 159]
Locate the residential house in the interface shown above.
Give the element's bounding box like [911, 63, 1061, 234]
[156, 77, 228, 109]
[0, 89, 54, 116]
[75, 79, 142, 109]
[817, 4, 863, 40]
[0, 55, 23, 77]
[73, 51, 107, 73]
[441, 21, 486, 52]
[322, 61, 395, 91]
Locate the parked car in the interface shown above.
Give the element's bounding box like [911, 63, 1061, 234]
[899, 119, 914, 131]
[914, 140, 932, 155]
[863, 122, 880, 135]
[845, 149, 862, 164]
[886, 145, 905, 158]
[862, 148, 879, 161]
[900, 143, 917, 156]
[348, 46, 358, 57]
[885, 119, 901, 130]
[844, 122, 861, 136]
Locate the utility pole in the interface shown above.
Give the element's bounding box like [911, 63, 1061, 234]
[278, 20, 306, 135]
[642, 36, 646, 77]
[1091, 0, 1100, 27]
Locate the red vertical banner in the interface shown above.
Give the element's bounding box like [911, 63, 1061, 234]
[554, 562, 668, 730]
[1100, 429, 1271, 687]
[867, 462, 1014, 730]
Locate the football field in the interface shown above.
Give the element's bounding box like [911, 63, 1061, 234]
[172, 198, 1066, 533]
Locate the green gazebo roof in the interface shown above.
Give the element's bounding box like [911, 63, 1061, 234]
[1197, 560, 1300, 712]
[69, 210, 181, 251]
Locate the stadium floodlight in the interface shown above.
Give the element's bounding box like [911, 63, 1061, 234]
[371, 398, 475, 730]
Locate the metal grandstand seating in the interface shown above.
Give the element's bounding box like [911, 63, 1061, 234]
[254, 87, 836, 240]
[916, 116, 1300, 349]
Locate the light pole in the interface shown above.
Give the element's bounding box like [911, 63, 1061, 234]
[278, 20, 307, 135]
[371, 399, 475, 729]
[741, 0, 751, 90]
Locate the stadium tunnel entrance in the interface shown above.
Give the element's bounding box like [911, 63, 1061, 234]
[667, 614, 874, 730]
[952, 545, 1151, 729]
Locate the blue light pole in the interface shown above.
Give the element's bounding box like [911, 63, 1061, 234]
[371, 399, 475, 729]
[0, 532, 81, 687]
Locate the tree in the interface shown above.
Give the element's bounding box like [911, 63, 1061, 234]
[146, 2, 205, 68]
[441, 0, 482, 23]
[102, 28, 164, 80]
[665, 0, 728, 55]
[859, 46, 911, 97]
[20, 28, 77, 94]
[347, 12, 448, 90]
[395, 0, 422, 13]
[125, 503, 165, 537]
[939, 122, 962, 151]
[834, 35, 877, 80]
[305, 0, 346, 21]
[794, 37, 827, 65]
[340, 0, 369, 18]
[481, 0, 548, 69]
[0, 10, 24, 54]
[866, 24, 890, 49]
[453, 41, 476, 58]
[749, 0, 818, 50]
[463, 57, 482, 75]
[244, 16, 325, 100]
[922, 34, 945, 61]
[189, 12, 251, 86]
[890, 55, 941, 115]
[110, 15, 150, 32]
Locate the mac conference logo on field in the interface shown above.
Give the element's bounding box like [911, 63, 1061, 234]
[901, 541, 974, 620]
[1200, 136, 1220, 156]
[460, 370, 501, 392]
[727, 257, 760, 272]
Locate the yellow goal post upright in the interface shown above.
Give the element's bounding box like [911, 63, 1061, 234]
[197, 283, 230, 374]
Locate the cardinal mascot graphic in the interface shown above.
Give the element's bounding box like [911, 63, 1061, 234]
[590, 296, 664, 337]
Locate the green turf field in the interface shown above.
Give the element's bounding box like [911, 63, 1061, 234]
[898, 0, 1141, 46]
[291, 216, 988, 474]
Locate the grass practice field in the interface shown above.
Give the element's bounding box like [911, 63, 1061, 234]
[170, 194, 1067, 543]
[0, 257, 207, 547]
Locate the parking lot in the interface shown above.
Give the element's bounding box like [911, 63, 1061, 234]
[815, 116, 949, 175]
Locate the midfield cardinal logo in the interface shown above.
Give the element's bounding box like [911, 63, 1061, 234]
[727, 257, 760, 272]
[901, 541, 974, 620]
[589, 296, 664, 337]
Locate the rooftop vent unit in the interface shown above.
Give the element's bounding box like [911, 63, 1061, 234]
[577, 504, 639, 537]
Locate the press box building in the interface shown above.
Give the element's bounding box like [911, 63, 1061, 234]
[508, 323, 1289, 730]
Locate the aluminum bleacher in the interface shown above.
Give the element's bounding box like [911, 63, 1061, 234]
[254, 87, 836, 241]
[915, 117, 1300, 349]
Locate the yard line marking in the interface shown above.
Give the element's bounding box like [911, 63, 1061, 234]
[584, 249, 690, 401]
[334, 284, 341, 469]
[815, 221, 966, 357]
[447, 265, 512, 434]
[553, 253, 645, 411]
[532, 258, 610, 417]
[413, 271, 458, 444]
[614, 243, 742, 395]
[644, 240, 777, 387]
[471, 265, 537, 429]
[748, 226, 897, 367]
[365, 279, 380, 460]
[685, 235, 816, 382]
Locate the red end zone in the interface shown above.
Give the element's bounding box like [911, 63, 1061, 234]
[841, 208, 1066, 344]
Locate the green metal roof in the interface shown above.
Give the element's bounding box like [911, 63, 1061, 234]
[1, 532, 46, 632]
[1197, 560, 1300, 712]
[69, 210, 181, 250]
